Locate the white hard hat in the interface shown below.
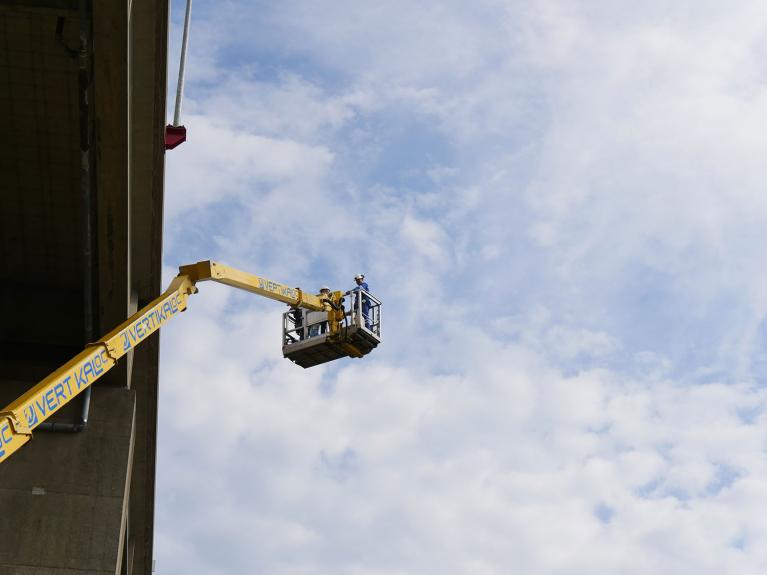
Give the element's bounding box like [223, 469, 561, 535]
[354, 274, 365, 281]
[319, 286, 330, 292]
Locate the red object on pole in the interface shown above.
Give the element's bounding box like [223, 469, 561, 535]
[164, 125, 187, 150]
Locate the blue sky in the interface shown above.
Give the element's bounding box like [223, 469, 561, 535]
[157, 2, 767, 573]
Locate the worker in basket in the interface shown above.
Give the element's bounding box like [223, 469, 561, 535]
[346, 273, 371, 329]
[309, 286, 332, 336]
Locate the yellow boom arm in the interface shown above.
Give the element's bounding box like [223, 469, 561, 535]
[0, 260, 331, 465]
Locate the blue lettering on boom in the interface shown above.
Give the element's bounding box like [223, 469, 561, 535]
[25, 405, 39, 427]
[54, 383, 67, 406]
[44, 389, 58, 412]
[35, 395, 48, 418]
[1, 423, 11, 444]
[75, 357, 91, 389]
[75, 364, 88, 389]
[83, 362, 94, 383]
[92, 352, 104, 376]
[121, 294, 181, 352]
[257, 279, 297, 299]
[0, 421, 11, 457]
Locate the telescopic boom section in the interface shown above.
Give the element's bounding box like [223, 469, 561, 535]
[0, 260, 329, 465]
[178, 260, 326, 311]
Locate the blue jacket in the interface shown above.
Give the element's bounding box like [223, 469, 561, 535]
[350, 282, 370, 310]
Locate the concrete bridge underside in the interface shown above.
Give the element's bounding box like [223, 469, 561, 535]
[0, 1, 169, 573]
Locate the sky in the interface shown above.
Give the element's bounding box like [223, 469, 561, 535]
[156, 2, 767, 573]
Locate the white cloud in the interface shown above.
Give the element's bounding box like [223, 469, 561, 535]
[157, 310, 767, 573]
[400, 214, 449, 266]
[165, 114, 334, 220]
[157, 1, 767, 573]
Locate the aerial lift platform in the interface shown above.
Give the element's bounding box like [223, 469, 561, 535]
[0, 260, 381, 465]
[283, 284, 381, 368]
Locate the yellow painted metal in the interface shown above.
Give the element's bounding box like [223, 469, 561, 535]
[0, 275, 195, 464]
[0, 260, 350, 465]
[327, 291, 345, 336]
[338, 341, 364, 358]
[179, 260, 326, 311]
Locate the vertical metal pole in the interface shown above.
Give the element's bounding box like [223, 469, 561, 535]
[173, 0, 193, 126]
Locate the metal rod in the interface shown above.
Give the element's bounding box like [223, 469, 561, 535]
[173, 0, 193, 126]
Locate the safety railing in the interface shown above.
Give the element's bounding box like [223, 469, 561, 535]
[283, 308, 305, 345]
[282, 288, 382, 346]
[283, 308, 332, 344]
[344, 288, 381, 338]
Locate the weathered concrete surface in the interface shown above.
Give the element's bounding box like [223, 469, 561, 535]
[126, 2, 168, 570]
[0, 0, 168, 572]
[0, 5, 83, 350]
[0, 386, 135, 574]
[93, 0, 130, 390]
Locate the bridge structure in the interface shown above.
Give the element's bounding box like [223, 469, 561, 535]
[0, 1, 170, 572]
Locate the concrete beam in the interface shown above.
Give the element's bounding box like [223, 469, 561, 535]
[93, 0, 130, 388]
[127, 0, 169, 570]
[0, 386, 136, 573]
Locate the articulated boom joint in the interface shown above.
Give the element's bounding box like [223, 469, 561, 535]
[0, 411, 31, 435]
[0, 259, 379, 465]
[85, 340, 119, 361]
[294, 287, 304, 308]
